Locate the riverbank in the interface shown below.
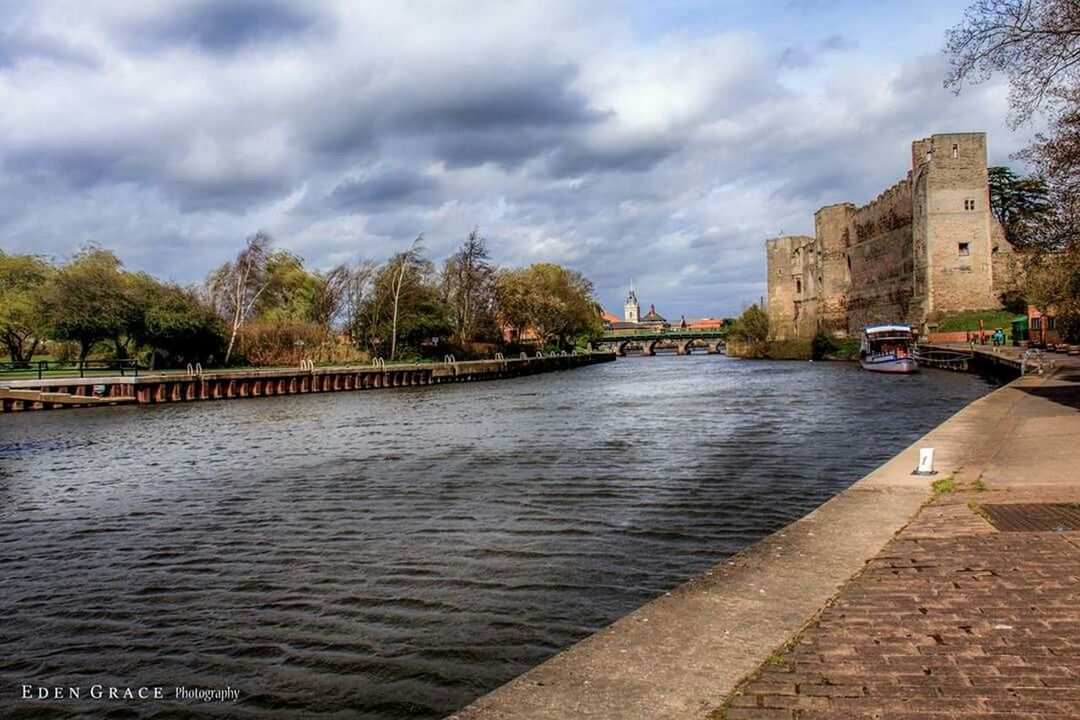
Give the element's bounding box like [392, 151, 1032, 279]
[450, 358, 1079, 719]
[0, 352, 615, 412]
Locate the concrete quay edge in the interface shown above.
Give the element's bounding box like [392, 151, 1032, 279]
[449, 374, 1033, 720]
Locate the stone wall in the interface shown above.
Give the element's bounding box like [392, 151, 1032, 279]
[766, 132, 1008, 341]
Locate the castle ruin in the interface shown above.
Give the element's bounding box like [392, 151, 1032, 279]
[766, 132, 1014, 339]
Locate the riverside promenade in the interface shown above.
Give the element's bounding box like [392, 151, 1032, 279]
[452, 358, 1080, 719]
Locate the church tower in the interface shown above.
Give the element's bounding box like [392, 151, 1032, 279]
[624, 286, 640, 323]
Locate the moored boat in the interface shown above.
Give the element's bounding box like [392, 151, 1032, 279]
[859, 324, 918, 373]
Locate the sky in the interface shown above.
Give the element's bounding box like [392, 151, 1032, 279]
[0, 0, 1039, 319]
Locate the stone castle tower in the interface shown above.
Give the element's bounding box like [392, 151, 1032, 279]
[624, 287, 640, 323]
[766, 132, 1012, 339]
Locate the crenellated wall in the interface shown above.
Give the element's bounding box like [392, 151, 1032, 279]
[766, 132, 1012, 340]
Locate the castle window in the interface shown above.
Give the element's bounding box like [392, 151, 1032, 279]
[958, 242, 970, 256]
[795, 278, 802, 294]
[964, 198, 976, 211]
[952, 143, 959, 158]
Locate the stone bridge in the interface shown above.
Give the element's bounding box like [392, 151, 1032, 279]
[596, 330, 726, 357]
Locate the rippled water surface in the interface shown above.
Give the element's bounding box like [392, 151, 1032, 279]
[0, 356, 991, 718]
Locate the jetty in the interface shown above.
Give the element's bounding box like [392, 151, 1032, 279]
[0, 352, 614, 413]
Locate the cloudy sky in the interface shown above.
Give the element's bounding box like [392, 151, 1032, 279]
[0, 0, 1037, 318]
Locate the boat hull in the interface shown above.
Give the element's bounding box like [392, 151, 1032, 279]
[860, 356, 918, 373]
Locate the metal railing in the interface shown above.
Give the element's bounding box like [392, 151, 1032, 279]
[0, 359, 140, 380]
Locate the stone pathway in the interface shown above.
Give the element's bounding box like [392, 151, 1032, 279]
[718, 361, 1080, 719]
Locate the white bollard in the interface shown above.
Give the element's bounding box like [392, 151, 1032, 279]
[912, 447, 937, 476]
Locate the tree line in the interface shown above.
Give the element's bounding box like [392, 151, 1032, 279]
[0, 230, 604, 367]
[946, 0, 1080, 342]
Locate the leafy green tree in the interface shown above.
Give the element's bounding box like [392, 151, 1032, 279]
[355, 239, 451, 360]
[38, 247, 136, 361]
[729, 304, 770, 343]
[496, 263, 603, 349]
[0, 252, 54, 364]
[128, 275, 225, 368]
[256, 250, 320, 322]
[494, 267, 532, 343]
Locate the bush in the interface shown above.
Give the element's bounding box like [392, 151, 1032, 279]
[998, 289, 1028, 315]
[767, 339, 812, 360]
[235, 320, 330, 366]
[811, 332, 836, 360]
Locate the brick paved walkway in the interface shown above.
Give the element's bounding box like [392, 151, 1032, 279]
[719, 363, 1080, 720]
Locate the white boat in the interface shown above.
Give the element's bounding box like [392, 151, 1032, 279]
[859, 325, 918, 373]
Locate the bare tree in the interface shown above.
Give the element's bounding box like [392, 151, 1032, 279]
[342, 259, 378, 339]
[207, 232, 273, 364]
[945, 0, 1080, 126]
[443, 229, 496, 347]
[390, 235, 423, 361]
[310, 264, 352, 330]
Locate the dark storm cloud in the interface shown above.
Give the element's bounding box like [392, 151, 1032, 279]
[129, 0, 323, 53]
[547, 136, 680, 177]
[168, 174, 295, 214]
[3, 146, 141, 189]
[302, 62, 602, 167]
[326, 167, 438, 211]
[0, 31, 98, 68]
[390, 64, 601, 133]
[432, 128, 568, 170]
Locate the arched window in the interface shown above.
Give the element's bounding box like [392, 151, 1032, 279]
[952, 143, 959, 158]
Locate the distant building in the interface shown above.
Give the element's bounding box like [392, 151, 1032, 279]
[640, 304, 668, 329]
[1028, 305, 1060, 346]
[624, 289, 641, 323]
[684, 317, 725, 331]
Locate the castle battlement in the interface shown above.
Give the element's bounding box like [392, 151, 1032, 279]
[767, 132, 1010, 340]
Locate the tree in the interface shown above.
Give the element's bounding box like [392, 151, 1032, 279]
[945, 0, 1080, 127]
[38, 247, 136, 361]
[310, 264, 352, 330]
[206, 232, 273, 364]
[0, 252, 53, 364]
[343, 259, 378, 342]
[389, 235, 424, 361]
[946, 1, 1080, 317]
[128, 276, 225, 368]
[729, 304, 769, 343]
[443, 229, 497, 347]
[352, 238, 451, 360]
[494, 268, 532, 343]
[495, 263, 603, 349]
[988, 166, 1053, 247]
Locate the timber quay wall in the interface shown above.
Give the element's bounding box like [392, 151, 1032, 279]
[0, 352, 615, 413]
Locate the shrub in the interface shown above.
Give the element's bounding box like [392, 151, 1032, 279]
[811, 332, 836, 360]
[235, 320, 329, 366]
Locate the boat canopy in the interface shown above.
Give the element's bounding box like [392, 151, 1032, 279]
[863, 324, 913, 334]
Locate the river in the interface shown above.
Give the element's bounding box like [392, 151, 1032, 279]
[0, 355, 992, 718]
